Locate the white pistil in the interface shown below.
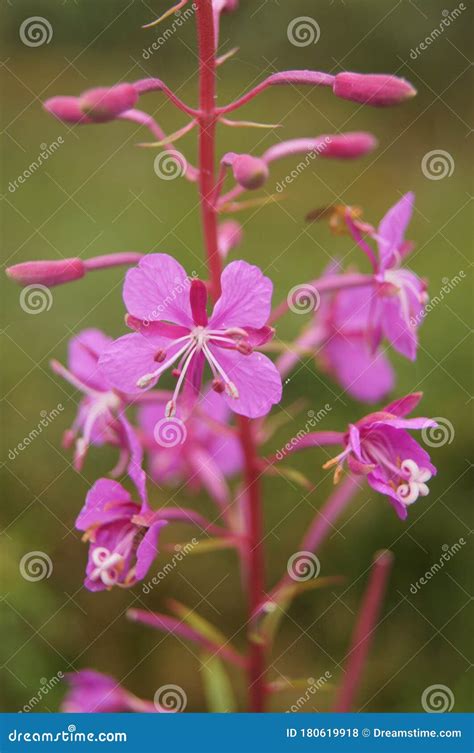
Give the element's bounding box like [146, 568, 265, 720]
[396, 458, 432, 506]
[90, 547, 125, 587]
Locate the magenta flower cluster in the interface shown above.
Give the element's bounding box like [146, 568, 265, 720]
[7, 0, 439, 713]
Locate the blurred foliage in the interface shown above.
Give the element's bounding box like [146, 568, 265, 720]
[1, 0, 472, 713]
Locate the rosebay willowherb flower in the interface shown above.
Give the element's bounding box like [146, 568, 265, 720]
[7, 0, 441, 713]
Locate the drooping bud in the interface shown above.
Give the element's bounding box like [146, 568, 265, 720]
[6, 258, 85, 287]
[79, 84, 138, 122]
[224, 153, 269, 190]
[44, 84, 138, 125]
[263, 132, 376, 164]
[333, 73, 416, 107]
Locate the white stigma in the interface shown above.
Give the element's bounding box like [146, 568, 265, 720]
[90, 546, 125, 587]
[396, 458, 432, 506]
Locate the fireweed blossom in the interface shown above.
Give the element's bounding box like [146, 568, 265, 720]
[138, 388, 243, 509]
[346, 192, 428, 360]
[291, 393, 437, 519]
[76, 478, 168, 592]
[62, 670, 156, 713]
[50, 328, 146, 500]
[100, 254, 282, 419]
[278, 263, 394, 403]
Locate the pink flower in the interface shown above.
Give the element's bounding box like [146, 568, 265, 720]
[347, 192, 428, 360]
[76, 479, 167, 591]
[138, 388, 242, 508]
[278, 263, 393, 403]
[292, 393, 437, 519]
[62, 670, 156, 712]
[51, 329, 145, 499]
[99, 255, 282, 419]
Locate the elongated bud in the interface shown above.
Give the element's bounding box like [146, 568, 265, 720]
[225, 153, 269, 190]
[264, 132, 376, 163]
[6, 258, 85, 287]
[333, 73, 416, 107]
[44, 84, 138, 125]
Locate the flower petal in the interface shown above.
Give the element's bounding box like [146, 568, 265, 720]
[69, 329, 113, 391]
[135, 520, 168, 580]
[209, 260, 273, 329]
[99, 333, 182, 394]
[123, 253, 194, 327]
[76, 479, 134, 531]
[323, 335, 394, 403]
[207, 346, 282, 418]
[377, 192, 414, 269]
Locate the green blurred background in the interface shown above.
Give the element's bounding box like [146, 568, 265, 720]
[1, 0, 472, 713]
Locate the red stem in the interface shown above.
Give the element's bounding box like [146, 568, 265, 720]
[195, 0, 266, 711]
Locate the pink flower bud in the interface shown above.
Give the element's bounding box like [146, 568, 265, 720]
[44, 84, 138, 125]
[43, 96, 85, 124]
[333, 73, 416, 107]
[79, 84, 138, 122]
[227, 154, 269, 190]
[320, 132, 378, 159]
[6, 258, 85, 287]
[217, 220, 243, 259]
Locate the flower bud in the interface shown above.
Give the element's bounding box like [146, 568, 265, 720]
[333, 73, 416, 107]
[79, 84, 138, 122]
[6, 258, 85, 287]
[43, 96, 85, 124]
[230, 154, 269, 190]
[321, 132, 378, 159]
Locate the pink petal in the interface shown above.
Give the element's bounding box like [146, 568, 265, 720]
[323, 336, 394, 404]
[76, 479, 133, 531]
[68, 329, 113, 391]
[135, 521, 167, 580]
[380, 297, 418, 360]
[378, 192, 414, 269]
[207, 346, 282, 418]
[210, 260, 273, 329]
[99, 333, 181, 394]
[123, 253, 193, 327]
[383, 392, 422, 417]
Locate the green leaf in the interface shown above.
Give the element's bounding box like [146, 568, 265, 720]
[165, 538, 237, 555]
[201, 652, 237, 712]
[167, 599, 230, 650]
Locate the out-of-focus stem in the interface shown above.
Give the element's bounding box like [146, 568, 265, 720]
[333, 549, 394, 712]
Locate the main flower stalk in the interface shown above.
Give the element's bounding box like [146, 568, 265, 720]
[195, 0, 266, 712]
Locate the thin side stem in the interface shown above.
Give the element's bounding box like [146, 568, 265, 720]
[333, 549, 394, 712]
